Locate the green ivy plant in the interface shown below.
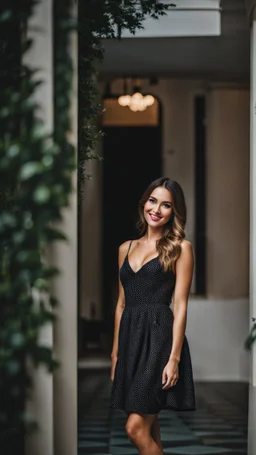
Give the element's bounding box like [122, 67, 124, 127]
[245, 318, 256, 351]
[0, 0, 75, 451]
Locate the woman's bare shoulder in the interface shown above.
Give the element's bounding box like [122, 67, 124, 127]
[179, 239, 194, 261]
[119, 240, 132, 255]
[180, 239, 193, 251]
[118, 240, 132, 267]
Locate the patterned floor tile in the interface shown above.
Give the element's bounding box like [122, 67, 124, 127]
[110, 437, 133, 446]
[161, 426, 193, 432]
[78, 441, 108, 448]
[202, 439, 247, 449]
[78, 370, 248, 455]
[194, 431, 244, 437]
[189, 424, 234, 430]
[79, 435, 109, 440]
[111, 448, 138, 454]
[164, 446, 232, 454]
[161, 433, 198, 442]
[160, 429, 194, 435]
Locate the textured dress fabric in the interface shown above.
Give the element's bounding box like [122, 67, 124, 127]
[110, 242, 196, 414]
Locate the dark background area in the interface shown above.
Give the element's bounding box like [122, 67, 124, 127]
[102, 120, 162, 336]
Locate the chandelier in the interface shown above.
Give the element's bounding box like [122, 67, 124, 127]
[118, 78, 155, 112]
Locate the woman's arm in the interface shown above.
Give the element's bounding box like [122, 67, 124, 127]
[169, 240, 194, 363]
[110, 241, 129, 360]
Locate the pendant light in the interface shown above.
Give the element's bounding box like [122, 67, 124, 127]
[118, 78, 155, 112]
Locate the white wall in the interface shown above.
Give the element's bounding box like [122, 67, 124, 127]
[185, 297, 249, 381]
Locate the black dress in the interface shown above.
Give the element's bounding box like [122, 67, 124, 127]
[110, 240, 196, 414]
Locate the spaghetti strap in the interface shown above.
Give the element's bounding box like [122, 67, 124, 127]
[127, 240, 133, 256]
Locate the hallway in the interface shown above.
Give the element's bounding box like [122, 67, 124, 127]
[78, 369, 248, 455]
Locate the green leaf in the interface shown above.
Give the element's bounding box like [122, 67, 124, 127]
[20, 162, 43, 180]
[49, 296, 59, 307]
[34, 278, 49, 291]
[33, 186, 51, 204]
[7, 144, 20, 158]
[6, 360, 20, 375]
[0, 10, 12, 23]
[0, 213, 17, 230]
[42, 266, 60, 279]
[23, 212, 34, 230]
[18, 269, 33, 283]
[10, 333, 26, 349]
[42, 155, 53, 167]
[12, 231, 26, 245]
[44, 226, 67, 242]
[16, 250, 40, 265]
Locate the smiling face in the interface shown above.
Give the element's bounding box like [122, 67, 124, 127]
[143, 186, 173, 229]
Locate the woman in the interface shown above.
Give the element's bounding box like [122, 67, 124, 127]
[110, 176, 196, 455]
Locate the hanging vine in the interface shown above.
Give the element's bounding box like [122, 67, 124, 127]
[0, 0, 76, 451]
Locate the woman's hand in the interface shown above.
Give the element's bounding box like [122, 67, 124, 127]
[110, 355, 118, 382]
[162, 359, 179, 390]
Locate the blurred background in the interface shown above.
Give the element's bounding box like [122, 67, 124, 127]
[77, 2, 253, 453]
[2, 1, 256, 455]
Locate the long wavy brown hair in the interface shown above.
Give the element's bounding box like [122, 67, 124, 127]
[136, 177, 187, 273]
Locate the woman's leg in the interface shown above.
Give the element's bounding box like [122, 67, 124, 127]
[151, 415, 163, 451]
[125, 412, 164, 455]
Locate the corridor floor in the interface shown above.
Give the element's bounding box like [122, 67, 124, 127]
[78, 369, 248, 455]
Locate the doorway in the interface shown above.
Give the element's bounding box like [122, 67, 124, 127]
[101, 96, 162, 331]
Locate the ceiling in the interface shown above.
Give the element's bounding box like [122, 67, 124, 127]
[100, 0, 250, 83]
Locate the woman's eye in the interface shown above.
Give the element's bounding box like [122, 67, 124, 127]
[149, 198, 155, 203]
[164, 204, 171, 208]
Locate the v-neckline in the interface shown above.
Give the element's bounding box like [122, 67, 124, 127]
[126, 254, 159, 275]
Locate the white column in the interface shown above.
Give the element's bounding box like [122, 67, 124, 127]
[248, 12, 256, 455]
[206, 86, 250, 297]
[52, 2, 78, 455]
[24, 1, 54, 454]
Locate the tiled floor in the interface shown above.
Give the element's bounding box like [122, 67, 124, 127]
[78, 369, 248, 455]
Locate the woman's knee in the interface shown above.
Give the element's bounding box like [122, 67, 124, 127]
[125, 420, 144, 442]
